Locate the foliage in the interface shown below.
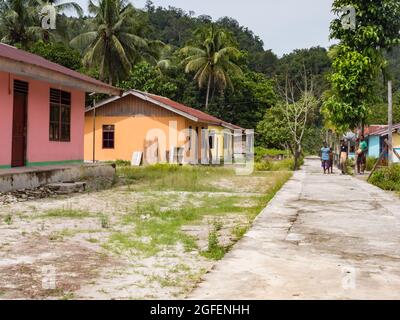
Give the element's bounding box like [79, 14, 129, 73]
[119, 61, 178, 98]
[181, 25, 243, 110]
[367, 93, 400, 124]
[28, 40, 82, 70]
[255, 158, 300, 172]
[209, 71, 277, 130]
[370, 164, 400, 191]
[70, 0, 155, 84]
[276, 47, 331, 100]
[324, 0, 400, 131]
[254, 147, 289, 162]
[366, 156, 378, 172]
[323, 45, 382, 130]
[0, 0, 38, 48]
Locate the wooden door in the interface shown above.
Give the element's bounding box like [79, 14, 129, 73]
[11, 83, 28, 167]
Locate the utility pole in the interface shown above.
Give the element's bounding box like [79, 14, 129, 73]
[388, 81, 393, 165]
[89, 93, 97, 164]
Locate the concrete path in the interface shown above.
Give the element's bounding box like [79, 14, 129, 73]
[189, 158, 400, 300]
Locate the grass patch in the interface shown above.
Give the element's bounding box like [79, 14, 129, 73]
[118, 164, 232, 192]
[41, 208, 92, 219]
[105, 170, 292, 260]
[4, 214, 12, 225]
[201, 221, 226, 260]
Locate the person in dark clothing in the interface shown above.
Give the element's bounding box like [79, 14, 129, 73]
[329, 148, 334, 174]
[339, 140, 348, 174]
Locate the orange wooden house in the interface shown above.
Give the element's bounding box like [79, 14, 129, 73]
[84, 90, 241, 165]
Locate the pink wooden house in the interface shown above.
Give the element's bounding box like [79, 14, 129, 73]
[0, 43, 120, 169]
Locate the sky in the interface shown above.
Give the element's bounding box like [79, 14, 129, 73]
[72, 0, 335, 57]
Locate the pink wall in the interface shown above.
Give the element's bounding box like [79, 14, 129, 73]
[0, 71, 85, 167]
[0, 72, 13, 166]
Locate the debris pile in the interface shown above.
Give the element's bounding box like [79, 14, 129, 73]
[0, 187, 58, 205]
[0, 182, 86, 205]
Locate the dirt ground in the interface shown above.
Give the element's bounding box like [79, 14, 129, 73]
[0, 169, 290, 300]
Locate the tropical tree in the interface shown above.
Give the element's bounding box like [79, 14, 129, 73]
[181, 25, 243, 110]
[32, 0, 83, 16]
[323, 0, 400, 132]
[30, 0, 83, 41]
[0, 0, 38, 48]
[70, 0, 152, 85]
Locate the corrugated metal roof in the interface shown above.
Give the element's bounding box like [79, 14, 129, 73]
[365, 125, 388, 136]
[370, 123, 400, 136]
[0, 43, 119, 94]
[88, 89, 244, 129]
[145, 92, 222, 125]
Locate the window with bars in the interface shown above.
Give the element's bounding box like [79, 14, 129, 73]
[49, 89, 71, 142]
[102, 125, 115, 149]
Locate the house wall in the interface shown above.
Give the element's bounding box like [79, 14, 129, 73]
[368, 136, 381, 158]
[208, 125, 231, 161]
[84, 94, 214, 164]
[84, 115, 204, 163]
[0, 71, 85, 168]
[0, 72, 13, 168]
[393, 133, 400, 163]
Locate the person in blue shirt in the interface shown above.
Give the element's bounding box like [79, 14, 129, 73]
[320, 143, 331, 174]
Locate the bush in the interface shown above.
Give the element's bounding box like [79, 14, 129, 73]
[255, 158, 300, 171]
[366, 157, 378, 172]
[370, 164, 400, 191]
[255, 147, 289, 162]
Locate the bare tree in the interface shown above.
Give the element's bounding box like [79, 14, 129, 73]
[280, 68, 317, 170]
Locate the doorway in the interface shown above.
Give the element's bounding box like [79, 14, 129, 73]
[11, 80, 28, 167]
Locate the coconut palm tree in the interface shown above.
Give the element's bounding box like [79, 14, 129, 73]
[70, 0, 151, 85]
[0, 0, 84, 46]
[0, 0, 38, 47]
[32, 0, 83, 17]
[181, 25, 243, 110]
[30, 0, 84, 42]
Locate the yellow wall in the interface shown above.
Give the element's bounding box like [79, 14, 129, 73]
[394, 132, 400, 148]
[208, 125, 227, 160]
[84, 115, 206, 163]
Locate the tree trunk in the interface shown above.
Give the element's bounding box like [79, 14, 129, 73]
[205, 75, 212, 112]
[293, 144, 302, 171]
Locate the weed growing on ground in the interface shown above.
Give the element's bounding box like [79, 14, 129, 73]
[4, 214, 12, 225]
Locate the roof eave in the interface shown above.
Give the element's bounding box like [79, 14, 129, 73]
[0, 56, 121, 96]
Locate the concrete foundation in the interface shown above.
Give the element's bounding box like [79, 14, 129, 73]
[0, 163, 115, 193]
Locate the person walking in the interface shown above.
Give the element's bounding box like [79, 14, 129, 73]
[357, 135, 368, 175]
[339, 140, 348, 174]
[329, 147, 334, 174]
[320, 143, 331, 174]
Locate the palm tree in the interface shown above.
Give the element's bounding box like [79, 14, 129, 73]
[0, 0, 83, 46]
[70, 0, 151, 85]
[181, 25, 243, 110]
[30, 0, 84, 42]
[33, 0, 84, 17]
[0, 0, 38, 47]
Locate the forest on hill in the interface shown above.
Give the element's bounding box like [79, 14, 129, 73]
[1, 0, 400, 155]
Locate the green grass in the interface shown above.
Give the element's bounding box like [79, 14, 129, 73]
[118, 164, 233, 192]
[40, 208, 92, 219]
[105, 170, 292, 259]
[4, 214, 12, 225]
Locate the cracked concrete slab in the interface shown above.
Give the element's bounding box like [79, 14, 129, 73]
[188, 158, 400, 300]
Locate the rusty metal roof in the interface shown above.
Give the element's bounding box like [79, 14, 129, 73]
[88, 89, 244, 129]
[0, 43, 120, 95]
